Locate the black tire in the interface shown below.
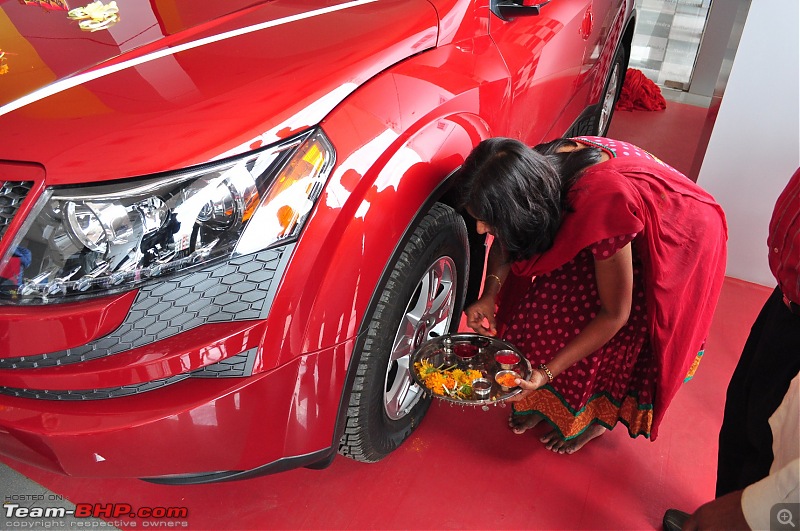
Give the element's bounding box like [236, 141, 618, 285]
[593, 43, 627, 136]
[568, 43, 627, 137]
[339, 203, 469, 462]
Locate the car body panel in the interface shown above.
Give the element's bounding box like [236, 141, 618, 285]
[0, 0, 634, 478]
[0, 0, 438, 182]
[264, 38, 511, 369]
[0, 290, 136, 357]
[488, 0, 621, 141]
[0, 320, 265, 390]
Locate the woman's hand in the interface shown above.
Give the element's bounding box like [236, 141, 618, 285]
[464, 296, 498, 336]
[506, 368, 548, 402]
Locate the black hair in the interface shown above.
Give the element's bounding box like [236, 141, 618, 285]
[458, 137, 604, 261]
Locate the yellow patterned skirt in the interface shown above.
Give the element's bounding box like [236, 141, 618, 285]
[512, 386, 654, 440]
[511, 349, 703, 440]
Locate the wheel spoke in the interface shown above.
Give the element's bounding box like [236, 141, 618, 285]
[407, 276, 431, 322]
[390, 312, 418, 363]
[599, 64, 620, 134]
[385, 256, 457, 420]
[425, 264, 455, 336]
[384, 358, 414, 418]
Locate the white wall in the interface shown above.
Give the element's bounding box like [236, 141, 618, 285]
[697, 0, 800, 287]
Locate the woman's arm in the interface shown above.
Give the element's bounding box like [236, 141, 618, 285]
[511, 242, 634, 395]
[482, 238, 511, 298]
[464, 239, 511, 336]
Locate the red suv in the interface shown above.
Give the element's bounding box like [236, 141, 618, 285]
[0, 0, 634, 482]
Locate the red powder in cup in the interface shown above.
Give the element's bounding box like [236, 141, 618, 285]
[453, 343, 478, 358]
[495, 353, 519, 365]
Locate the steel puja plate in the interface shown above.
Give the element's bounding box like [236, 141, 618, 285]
[410, 333, 532, 406]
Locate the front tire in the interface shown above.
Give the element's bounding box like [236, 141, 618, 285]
[339, 203, 468, 462]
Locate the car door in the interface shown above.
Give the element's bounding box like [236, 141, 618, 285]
[488, 0, 611, 143]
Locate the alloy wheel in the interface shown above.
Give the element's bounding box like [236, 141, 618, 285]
[384, 256, 457, 420]
[598, 61, 621, 135]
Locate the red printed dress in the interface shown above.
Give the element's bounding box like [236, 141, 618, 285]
[497, 137, 728, 441]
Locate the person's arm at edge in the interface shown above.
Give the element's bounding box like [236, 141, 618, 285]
[740, 458, 800, 530]
[740, 372, 800, 530]
[682, 491, 748, 530]
[681, 460, 799, 531]
[684, 375, 799, 530]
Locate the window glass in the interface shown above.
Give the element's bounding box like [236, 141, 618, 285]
[630, 0, 712, 89]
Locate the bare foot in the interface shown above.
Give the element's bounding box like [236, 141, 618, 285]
[539, 424, 607, 454]
[508, 412, 544, 434]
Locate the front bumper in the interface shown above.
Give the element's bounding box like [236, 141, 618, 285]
[0, 239, 355, 479]
[0, 338, 353, 478]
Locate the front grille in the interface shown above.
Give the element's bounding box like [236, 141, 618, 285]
[0, 245, 292, 370]
[0, 180, 33, 241]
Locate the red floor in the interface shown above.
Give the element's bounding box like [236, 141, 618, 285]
[1, 277, 772, 529]
[3, 101, 762, 530]
[607, 100, 710, 179]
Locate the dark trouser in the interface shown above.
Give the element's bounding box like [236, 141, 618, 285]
[716, 286, 800, 497]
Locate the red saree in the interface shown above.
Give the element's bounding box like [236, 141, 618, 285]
[497, 137, 727, 440]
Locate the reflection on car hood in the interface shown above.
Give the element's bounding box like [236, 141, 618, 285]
[0, 0, 438, 184]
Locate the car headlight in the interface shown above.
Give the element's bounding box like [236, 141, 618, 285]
[0, 129, 334, 304]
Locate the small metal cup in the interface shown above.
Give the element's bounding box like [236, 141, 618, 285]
[453, 341, 478, 361]
[472, 378, 492, 399]
[495, 370, 519, 392]
[494, 349, 521, 370]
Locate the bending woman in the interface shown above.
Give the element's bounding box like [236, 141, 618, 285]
[460, 136, 727, 454]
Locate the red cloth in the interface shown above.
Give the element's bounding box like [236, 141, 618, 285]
[616, 68, 667, 112]
[0, 257, 21, 282]
[497, 137, 728, 440]
[768, 167, 800, 305]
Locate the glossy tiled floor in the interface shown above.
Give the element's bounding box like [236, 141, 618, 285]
[2, 99, 767, 530]
[608, 91, 710, 179]
[1, 277, 772, 529]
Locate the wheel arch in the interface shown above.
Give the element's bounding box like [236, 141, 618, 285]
[564, 3, 636, 137]
[612, 3, 636, 95]
[289, 110, 492, 466]
[256, 37, 513, 466]
[294, 109, 491, 349]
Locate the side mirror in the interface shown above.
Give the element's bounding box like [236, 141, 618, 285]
[490, 0, 551, 21]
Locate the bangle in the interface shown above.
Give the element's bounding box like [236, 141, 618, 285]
[538, 363, 554, 382]
[486, 274, 502, 289]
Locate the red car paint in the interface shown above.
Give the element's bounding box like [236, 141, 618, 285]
[0, 0, 634, 480]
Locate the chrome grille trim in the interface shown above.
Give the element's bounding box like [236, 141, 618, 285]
[0, 180, 33, 241]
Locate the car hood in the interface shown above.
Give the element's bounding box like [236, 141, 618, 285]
[0, 0, 439, 184]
